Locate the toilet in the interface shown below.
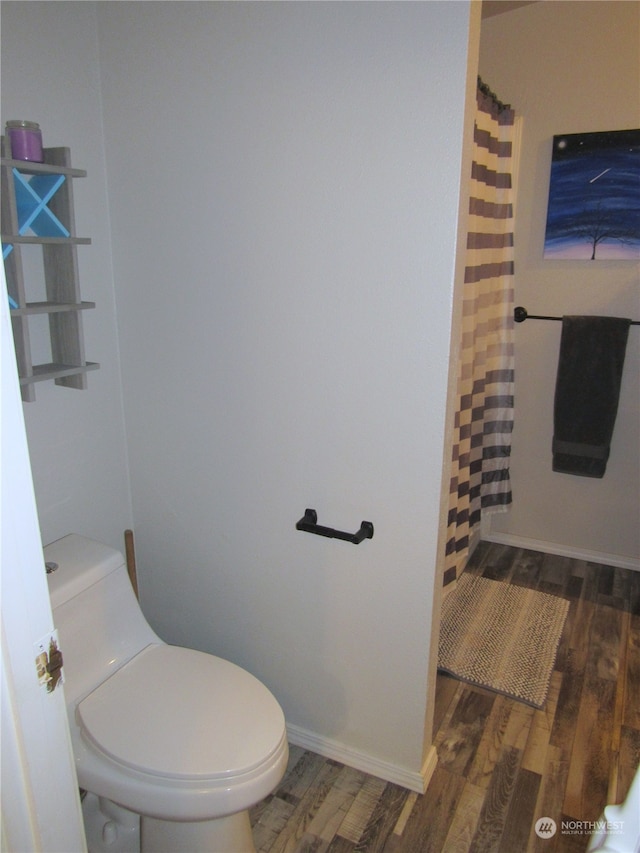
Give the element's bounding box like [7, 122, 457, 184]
[44, 533, 288, 853]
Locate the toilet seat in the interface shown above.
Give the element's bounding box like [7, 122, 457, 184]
[77, 644, 286, 782]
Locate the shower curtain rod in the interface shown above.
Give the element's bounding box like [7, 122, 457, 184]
[514, 306, 640, 326]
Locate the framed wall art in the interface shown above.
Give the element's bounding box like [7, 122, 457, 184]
[544, 128, 640, 260]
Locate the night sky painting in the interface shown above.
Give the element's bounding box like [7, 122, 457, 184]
[544, 128, 640, 259]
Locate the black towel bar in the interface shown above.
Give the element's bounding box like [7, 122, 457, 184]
[514, 306, 639, 326]
[296, 508, 374, 544]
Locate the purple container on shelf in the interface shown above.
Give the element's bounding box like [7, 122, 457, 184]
[6, 120, 43, 162]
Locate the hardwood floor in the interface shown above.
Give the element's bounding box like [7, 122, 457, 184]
[250, 542, 640, 852]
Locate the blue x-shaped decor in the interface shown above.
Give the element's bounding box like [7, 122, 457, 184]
[13, 169, 70, 237]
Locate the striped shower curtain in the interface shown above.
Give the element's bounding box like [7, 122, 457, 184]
[443, 80, 515, 589]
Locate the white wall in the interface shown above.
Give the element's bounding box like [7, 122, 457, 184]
[2, 0, 476, 785]
[0, 2, 132, 552]
[96, 0, 474, 782]
[479, 0, 640, 566]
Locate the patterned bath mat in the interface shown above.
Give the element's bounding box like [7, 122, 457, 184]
[438, 574, 570, 708]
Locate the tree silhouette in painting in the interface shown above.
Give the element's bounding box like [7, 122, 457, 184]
[569, 202, 640, 260]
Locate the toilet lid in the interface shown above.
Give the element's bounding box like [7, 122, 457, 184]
[77, 644, 285, 781]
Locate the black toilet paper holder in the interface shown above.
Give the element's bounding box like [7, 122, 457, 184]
[296, 508, 374, 544]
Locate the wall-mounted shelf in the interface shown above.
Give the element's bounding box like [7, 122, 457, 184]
[10, 301, 95, 316]
[1, 137, 98, 401]
[3, 236, 91, 247]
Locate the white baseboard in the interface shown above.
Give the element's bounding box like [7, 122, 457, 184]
[286, 723, 438, 794]
[483, 531, 640, 572]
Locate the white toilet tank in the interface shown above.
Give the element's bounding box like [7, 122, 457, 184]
[45, 534, 161, 707]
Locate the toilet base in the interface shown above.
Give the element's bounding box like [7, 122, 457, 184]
[82, 793, 140, 853]
[141, 811, 256, 853]
[82, 792, 256, 853]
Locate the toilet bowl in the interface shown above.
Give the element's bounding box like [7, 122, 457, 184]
[45, 534, 288, 853]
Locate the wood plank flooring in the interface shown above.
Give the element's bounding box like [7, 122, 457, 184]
[250, 542, 640, 852]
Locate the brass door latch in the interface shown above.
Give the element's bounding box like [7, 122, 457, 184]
[34, 631, 64, 693]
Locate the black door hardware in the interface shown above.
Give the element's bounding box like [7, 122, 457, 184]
[296, 508, 374, 544]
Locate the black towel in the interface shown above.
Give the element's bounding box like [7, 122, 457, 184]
[552, 316, 631, 478]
